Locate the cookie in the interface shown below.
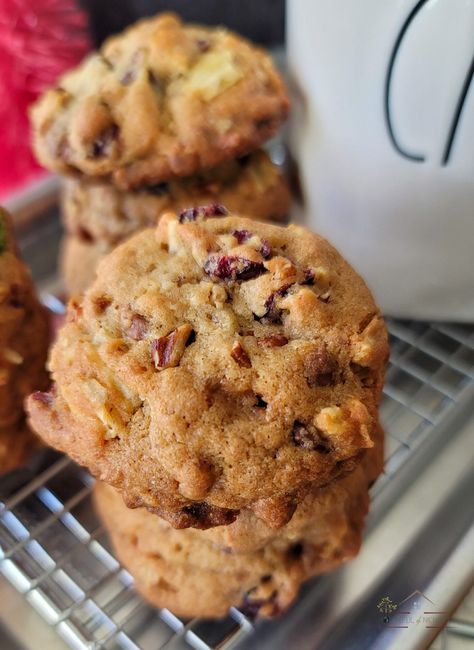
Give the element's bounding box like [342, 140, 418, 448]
[30, 12, 289, 190]
[60, 235, 107, 296]
[0, 208, 49, 473]
[63, 150, 291, 246]
[199, 424, 383, 553]
[61, 150, 291, 295]
[28, 209, 388, 529]
[94, 466, 369, 619]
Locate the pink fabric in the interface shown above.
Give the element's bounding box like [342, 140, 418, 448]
[0, 0, 90, 198]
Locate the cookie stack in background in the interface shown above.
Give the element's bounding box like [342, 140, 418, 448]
[28, 13, 389, 619]
[0, 209, 49, 474]
[29, 12, 291, 296]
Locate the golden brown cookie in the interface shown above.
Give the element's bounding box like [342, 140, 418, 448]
[94, 464, 369, 619]
[30, 13, 289, 190]
[199, 424, 383, 553]
[0, 208, 49, 474]
[60, 236, 108, 297]
[28, 210, 388, 529]
[63, 150, 290, 246]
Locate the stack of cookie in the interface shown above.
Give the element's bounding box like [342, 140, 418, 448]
[0, 208, 49, 474]
[29, 13, 291, 295]
[27, 208, 389, 618]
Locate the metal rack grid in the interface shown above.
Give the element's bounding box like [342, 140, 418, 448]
[0, 317, 473, 650]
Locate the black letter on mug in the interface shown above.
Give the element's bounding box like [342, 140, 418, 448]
[384, 0, 430, 162]
[441, 54, 473, 165]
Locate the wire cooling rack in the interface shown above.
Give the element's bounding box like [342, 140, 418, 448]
[0, 317, 473, 650]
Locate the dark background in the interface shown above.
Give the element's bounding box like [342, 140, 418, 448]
[79, 0, 285, 46]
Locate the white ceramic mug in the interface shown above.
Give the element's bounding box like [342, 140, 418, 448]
[287, 0, 474, 320]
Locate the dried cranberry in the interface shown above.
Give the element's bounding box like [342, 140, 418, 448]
[263, 283, 293, 322]
[31, 390, 55, 407]
[178, 203, 228, 223]
[260, 239, 271, 259]
[232, 229, 252, 244]
[291, 421, 331, 453]
[240, 591, 280, 619]
[204, 255, 266, 281]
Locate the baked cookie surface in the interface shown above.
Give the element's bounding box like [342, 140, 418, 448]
[31, 13, 289, 189]
[28, 210, 388, 528]
[94, 465, 369, 619]
[200, 424, 383, 553]
[0, 209, 49, 473]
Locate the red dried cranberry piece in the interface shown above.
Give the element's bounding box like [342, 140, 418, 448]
[204, 255, 266, 281]
[291, 421, 331, 453]
[240, 591, 280, 619]
[178, 203, 228, 223]
[232, 229, 252, 244]
[263, 283, 294, 322]
[260, 239, 271, 259]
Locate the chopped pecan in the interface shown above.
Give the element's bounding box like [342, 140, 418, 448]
[231, 341, 251, 368]
[291, 421, 331, 453]
[126, 314, 148, 341]
[151, 324, 195, 369]
[304, 345, 338, 387]
[204, 255, 265, 281]
[257, 334, 288, 348]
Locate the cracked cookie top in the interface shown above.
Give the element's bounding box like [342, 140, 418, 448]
[28, 209, 388, 529]
[30, 12, 289, 189]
